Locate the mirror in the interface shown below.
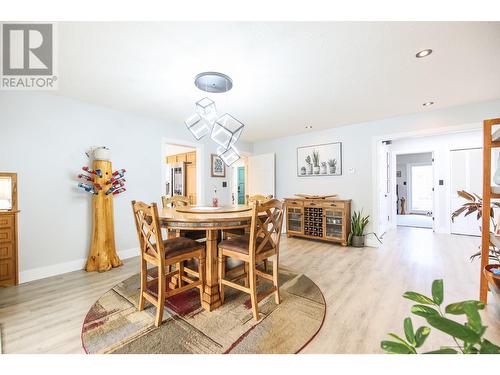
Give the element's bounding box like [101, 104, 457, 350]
[0, 175, 13, 210]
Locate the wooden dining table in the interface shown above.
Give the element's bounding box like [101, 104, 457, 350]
[158, 205, 253, 311]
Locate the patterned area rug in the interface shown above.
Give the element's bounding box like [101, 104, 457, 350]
[81, 265, 326, 354]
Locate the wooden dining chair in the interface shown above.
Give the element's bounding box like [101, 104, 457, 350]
[132, 200, 205, 327]
[224, 194, 274, 239]
[217, 199, 284, 320]
[161, 195, 206, 241]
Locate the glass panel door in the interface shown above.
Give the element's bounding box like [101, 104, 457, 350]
[324, 208, 343, 239]
[287, 207, 303, 233]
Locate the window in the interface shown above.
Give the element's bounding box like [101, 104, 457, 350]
[410, 164, 433, 212]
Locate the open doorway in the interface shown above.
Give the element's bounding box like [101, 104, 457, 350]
[164, 143, 198, 204]
[395, 152, 434, 229]
[231, 158, 248, 205]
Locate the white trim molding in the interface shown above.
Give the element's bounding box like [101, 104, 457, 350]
[19, 247, 139, 284]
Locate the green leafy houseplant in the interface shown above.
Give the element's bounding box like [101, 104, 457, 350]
[347, 210, 382, 246]
[451, 190, 500, 263]
[381, 279, 500, 354]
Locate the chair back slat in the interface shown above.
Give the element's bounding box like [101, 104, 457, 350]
[162, 195, 190, 208]
[132, 200, 165, 262]
[248, 199, 284, 257]
[246, 194, 273, 205]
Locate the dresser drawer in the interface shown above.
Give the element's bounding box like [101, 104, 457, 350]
[0, 259, 15, 283]
[285, 200, 303, 207]
[0, 215, 14, 229]
[0, 228, 14, 242]
[321, 201, 345, 209]
[304, 200, 322, 207]
[0, 242, 13, 259]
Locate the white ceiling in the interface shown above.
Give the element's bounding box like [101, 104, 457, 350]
[56, 22, 500, 142]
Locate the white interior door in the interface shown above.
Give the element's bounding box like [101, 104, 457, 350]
[247, 153, 276, 198]
[378, 143, 391, 234]
[450, 148, 482, 236]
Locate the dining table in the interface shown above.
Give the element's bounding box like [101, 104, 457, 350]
[158, 204, 254, 311]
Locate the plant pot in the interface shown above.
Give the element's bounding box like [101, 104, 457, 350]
[321, 166, 327, 174]
[484, 264, 500, 291]
[329, 166, 335, 174]
[352, 235, 365, 247]
[307, 165, 313, 175]
[300, 167, 306, 175]
[313, 166, 320, 175]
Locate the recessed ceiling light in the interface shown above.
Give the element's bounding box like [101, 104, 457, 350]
[422, 101, 434, 107]
[416, 49, 433, 58]
[305, 125, 313, 129]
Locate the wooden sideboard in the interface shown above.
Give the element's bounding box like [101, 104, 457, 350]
[0, 172, 19, 286]
[0, 211, 19, 286]
[284, 197, 351, 246]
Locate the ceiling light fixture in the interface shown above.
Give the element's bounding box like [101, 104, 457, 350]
[305, 125, 313, 129]
[422, 101, 434, 107]
[185, 72, 244, 166]
[416, 49, 433, 58]
[194, 72, 233, 93]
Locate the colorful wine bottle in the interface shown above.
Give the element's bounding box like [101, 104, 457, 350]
[112, 187, 126, 196]
[78, 182, 96, 194]
[112, 169, 126, 177]
[82, 166, 103, 177]
[78, 174, 94, 182]
[106, 173, 125, 185]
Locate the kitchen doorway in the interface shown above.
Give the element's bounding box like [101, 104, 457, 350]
[164, 143, 198, 205]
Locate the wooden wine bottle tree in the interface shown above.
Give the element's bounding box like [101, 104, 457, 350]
[77, 149, 126, 272]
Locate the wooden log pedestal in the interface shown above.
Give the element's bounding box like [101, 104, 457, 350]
[85, 159, 123, 272]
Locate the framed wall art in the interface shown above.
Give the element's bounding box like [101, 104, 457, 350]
[297, 142, 342, 177]
[211, 154, 226, 177]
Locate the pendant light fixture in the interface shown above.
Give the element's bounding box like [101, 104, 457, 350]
[184, 72, 243, 166]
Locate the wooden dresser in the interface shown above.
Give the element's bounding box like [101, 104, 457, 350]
[284, 197, 351, 246]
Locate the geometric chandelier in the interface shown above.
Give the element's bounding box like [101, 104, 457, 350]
[184, 72, 244, 166]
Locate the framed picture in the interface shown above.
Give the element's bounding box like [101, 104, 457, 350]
[297, 142, 342, 177]
[396, 170, 402, 178]
[211, 154, 226, 177]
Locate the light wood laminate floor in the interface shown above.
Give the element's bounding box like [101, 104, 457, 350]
[0, 227, 499, 354]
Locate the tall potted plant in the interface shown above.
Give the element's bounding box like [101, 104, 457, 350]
[348, 210, 382, 247]
[312, 150, 320, 175]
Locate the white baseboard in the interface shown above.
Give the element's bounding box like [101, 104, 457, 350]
[19, 247, 140, 284]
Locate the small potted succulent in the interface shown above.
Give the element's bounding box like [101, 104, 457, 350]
[300, 166, 306, 175]
[348, 210, 382, 247]
[320, 161, 327, 174]
[312, 150, 320, 175]
[328, 158, 337, 174]
[305, 155, 313, 175]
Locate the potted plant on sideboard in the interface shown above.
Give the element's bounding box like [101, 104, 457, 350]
[348, 210, 382, 247]
[451, 190, 500, 307]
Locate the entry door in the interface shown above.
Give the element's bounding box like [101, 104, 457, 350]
[237, 166, 245, 204]
[247, 153, 276, 198]
[450, 148, 482, 236]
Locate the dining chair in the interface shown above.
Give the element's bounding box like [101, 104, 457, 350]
[217, 199, 284, 320]
[225, 194, 274, 271]
[132, 200, 205, 327]
[161, 195, 206, 241]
